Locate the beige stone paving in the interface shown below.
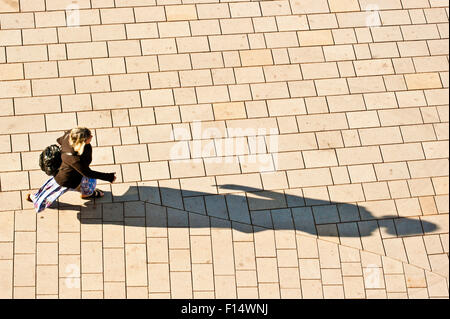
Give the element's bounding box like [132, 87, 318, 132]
[0, 0, 448, 299]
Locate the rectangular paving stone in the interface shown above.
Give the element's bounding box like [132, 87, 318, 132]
[14, 231, 36, 254]
[0, 211, 14, 242]
[347, 111, 380, 129]
[287, 168, 333, 188]
[58, 60, 93, 78]
[36, 265, 58, 295]
[358, 221, 386, 256]
[60, 94, 92, 112]
[210, 219, 235, 276]
[170, 271, 193, 299]
[0, 63, 23, 81]
[0, 98, 13, 116]
[6, 45, 48, 63]
[338, 223, 363, 249]
[176, 36, 209, 53]
[113, 145, 149, 164]
[233, 242, 256, 271]
[141, 38, 176, 55]
[348, 164, 376, 183]
[13, 210, 35, 233]
[297, 29, 333, 46]
[81, 273, 103, 293]
[67, 42, 108, 60]
[75, 75, 110, 94]
[425, 271, 449, 297]
[209, 34, 249, 52]
[0, 115, 45, 134]
[337, 146, 383, 165]
[265, 31, 299, 48]
[125, 244, 148, 287]
[408, 159, 449, 178]
[0, 79, 31, 99]
[192, 264, 214, 292]
[1, 12, 34, 29]
[359, 127, 403, 146]
[34, 11, 66, 29]
[215, 275, 237, 299]
[92, 91, 141, 110]
[303, 149, 338, 168]
[133, 4, 165, 22]
[58, 26, 91, 43]
[45, 0, 90, 10]
[166, 210, 189, 249]
[0, 153, 21, 172]
[312, 205, 340, 224]
[421, 215, 449, 235]
[196, 3, 229, 19]
[158, 21, 191, 38]
[13, 254, 35, 287]
[0, 0, 19, 12]
[124, 218, 146, 243]
[167, 4, 198, 21]
[46, 113, 77, 131]
[301, 279, 323, 299]
[80, 241, 103, 274]
[32, 78, 74, 96]
[400, 124, 436, 142]
[256, 258, 279, 283]
[327, 95, 364, 113]
[405, 73, 443, 90]
[14, 286, 36, 299]
[271, 212, 296, 248]
[297, 114, 348, 132]
[236, 270, 257, 288]
[189, 236, 212, 264]
[403, 237, 431, 271]
[148, 264, 170, 294]
[343, 276, 366, 299]
[299, 259, 321, 280]
[220, 18, 254, 35]
[292, 207, 317, 239]
[398, 43, 430, 60]
[316, 78, 350, 96]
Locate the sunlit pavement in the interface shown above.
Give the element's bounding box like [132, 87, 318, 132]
[0, 0, 448, 299]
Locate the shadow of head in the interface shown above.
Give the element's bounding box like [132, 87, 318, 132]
[56, 183, 439, 237]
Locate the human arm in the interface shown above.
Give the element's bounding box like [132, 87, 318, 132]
[64, 154, 115, 182]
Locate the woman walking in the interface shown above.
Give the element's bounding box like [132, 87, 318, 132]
[27, 127, 116, 213]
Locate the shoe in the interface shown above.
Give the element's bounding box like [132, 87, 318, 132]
[81, 189, 104, 199]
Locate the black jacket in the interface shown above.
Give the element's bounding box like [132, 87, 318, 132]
[54, 131, 115, 189]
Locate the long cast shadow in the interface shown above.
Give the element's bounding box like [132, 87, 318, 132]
[53, 184, 438, 237]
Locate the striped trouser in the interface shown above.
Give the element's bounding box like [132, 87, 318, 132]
[30, 176, 97, 213]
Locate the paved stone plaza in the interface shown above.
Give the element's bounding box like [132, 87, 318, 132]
[0, 0, 448, 299]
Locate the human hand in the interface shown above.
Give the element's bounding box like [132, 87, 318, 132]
[112, 173, 117, 183]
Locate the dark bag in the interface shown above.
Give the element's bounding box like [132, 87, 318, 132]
[39, 144, 63, 176]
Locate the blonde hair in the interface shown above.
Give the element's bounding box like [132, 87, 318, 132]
[69, 127, 92, 155]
